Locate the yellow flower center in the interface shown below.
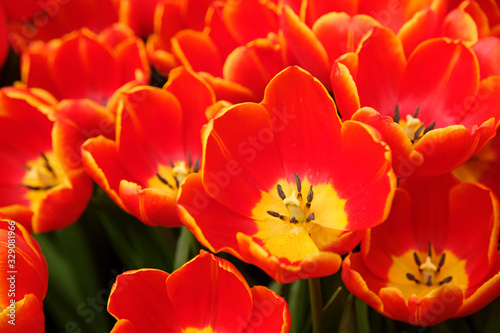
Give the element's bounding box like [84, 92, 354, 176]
[250, 174, 348, 262]
[393, 106, 435, 143]
[22, 152, 62, 191]
[387, 242, 468, 301]
[147, 153, 199, 191]
[21, 152, 65, 210]
[266, 174, 317, 225]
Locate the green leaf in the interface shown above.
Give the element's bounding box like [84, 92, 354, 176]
[339, 293, 358, 333]
[288, 279, 310, 333]
[356, 297, 371, 333]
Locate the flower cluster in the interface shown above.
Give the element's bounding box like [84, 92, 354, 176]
[1, 0, 500, 332]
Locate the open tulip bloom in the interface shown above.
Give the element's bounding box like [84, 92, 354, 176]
[342, 173, 500, 326]
[177, 66, 396, 283]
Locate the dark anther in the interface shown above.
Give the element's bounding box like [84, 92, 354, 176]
[426, 276, 432, 286]
[267, 211, 281, 218]
[289, 216, 297, 224]
[277, 184, 286, 200]
[193, 158, 200, 173]
[406, 273, 420, 284]
[437, 253, 446, 272]
[40, 152, 54, 174]
[174, 176, 180, 188]
[413, 106, 420, 118]
[428, 242, 432, 257]
[24, 184, 53, 191]
[187, 152, 192, 169]
[439, 276, 452, 285]
[413, 124, 425, 141]
[294, 173, 301, 193]
[168, 158, 175, 168]
[156, 173, 173, 189]
[413, 252, 422, 268]
[393, 105, 400, 123]
[424, 122, 436, 135]
[306, 212, 315, 222]
[307, 186, 313, 203]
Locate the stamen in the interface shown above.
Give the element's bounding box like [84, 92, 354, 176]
[413, 252, 422, 268]
[24, 185, 53, 191]
[289, 216, 297, 223]
[307, 186, 313, 203]
[393, 105, 400, 123]
[437, 253, 446, 272]
[428, 242, 432, 257]
[424, 122, 436, 135]
[193, 159, 200, 173]
[40, 152, 54, 174]
[406, 273, 420, 284]
[413, 124, 425, 141]
[294, 173, 301, 193]
[168, 158, 175, 168]
[439, 276, 452, 285]
[266, 210, 286, 221]
[277, 184, 286, 200]
[187, 151, 192, 169]
[156, 173, 173, 189]
[306, 212, 315, 222]
[426, 275, 432, 286]
[413, 106, 420, 118]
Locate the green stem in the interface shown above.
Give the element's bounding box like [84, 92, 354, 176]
[309, 278, 323, 333]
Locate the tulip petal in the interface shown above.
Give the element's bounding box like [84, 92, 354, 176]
[108, 269, 181, 333]
[280, 6, 331, 87]
[243, 285, 291, 333]
[237, 232, 342, 283]
[167, 251, 253, 331]
[164, 67, 214, 159]
[177, 173, 258, 258]
[398, 39, 479, 128]
[261, 66, 341, 183]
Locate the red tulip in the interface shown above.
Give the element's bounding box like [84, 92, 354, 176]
[177, 66, 396, 283]
[108, 250, 291, 333]
[342, 173, 500, 326]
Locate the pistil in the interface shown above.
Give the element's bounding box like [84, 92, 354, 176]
[156, 153, 199, 189]
[266, 174, 315, 225]
[406, 242, 452, 286]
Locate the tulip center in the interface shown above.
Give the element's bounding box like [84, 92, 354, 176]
[22, 152, 61, 191]
[266, 174, 315, 225]
[393, 106, 435, 143]
[151, 152, 199, 190]
[406, 242, 452, 286]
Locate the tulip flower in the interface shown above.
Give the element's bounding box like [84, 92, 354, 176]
[82, 67, 214, 227]
[342, 173, 500, 326]
[0, 219, 48, 332]
[177, 66, 396, 283]
[20, 23, 149, 103]
[5, 0, 118, 52]
[0, 86, 113, 233]
[107, 250, 291, 333]
[332, 28, 500, 177]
